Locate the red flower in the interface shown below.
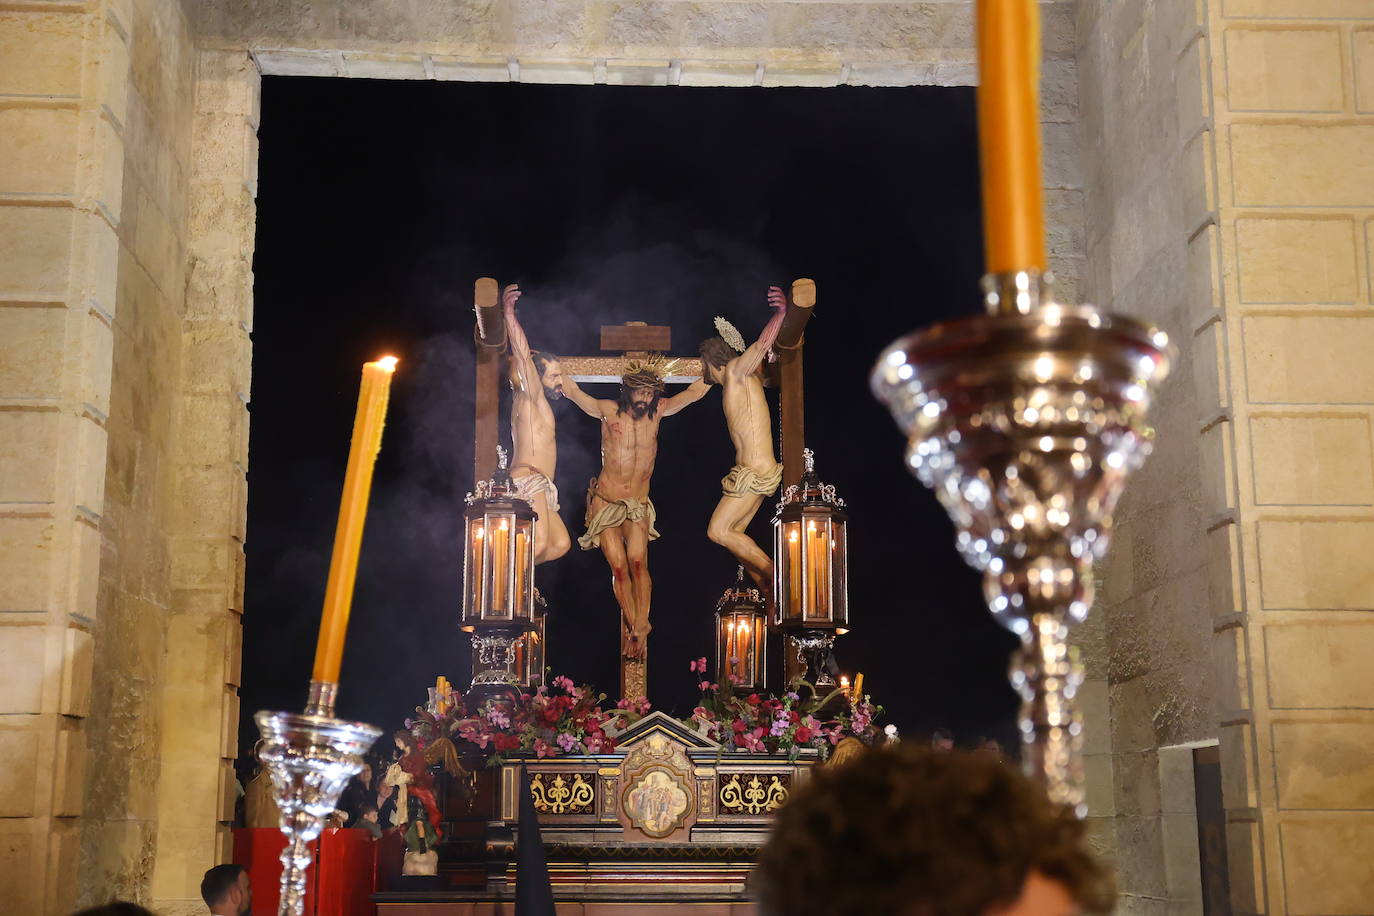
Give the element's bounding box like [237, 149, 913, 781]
[788, 710, 800, 724]
[493, 733, 521, 752]
[794, 727, 814, 743]
[732, 719, 747, 733]
[733, 733, 748, 748]
[746, 694, 761, 706]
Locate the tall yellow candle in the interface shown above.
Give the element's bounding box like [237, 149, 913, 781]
[312, 356, 398, 684]
[977, 0, 1047, 273]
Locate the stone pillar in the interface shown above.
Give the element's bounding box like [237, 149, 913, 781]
[1203, 2, 1374, 911]
[0, 5, 130, 913]
[148, 48, 260, 916]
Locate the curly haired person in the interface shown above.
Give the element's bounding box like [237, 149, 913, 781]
[754, 744, 1113, 916]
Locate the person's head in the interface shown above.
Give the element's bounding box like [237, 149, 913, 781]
[931, 727, 955, 750]
[200, 863, 252, 916]
[73, 904, 157, 916]
[618, 367, 665, 419]
[698, 336, 738, 385]
[531, 350, 564, 400]
[393, 730, 418, 756]
[754, 745, 1113, 916]
[361, 800, 379, 822]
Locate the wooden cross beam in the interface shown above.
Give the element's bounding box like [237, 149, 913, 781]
[565, 321, 702, 384]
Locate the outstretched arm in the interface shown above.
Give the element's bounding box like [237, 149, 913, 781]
[660, 379, 712, 417]
[503, 284, 536, 393]
[562, 373, 609, 419]
[733, 286, 787, 379]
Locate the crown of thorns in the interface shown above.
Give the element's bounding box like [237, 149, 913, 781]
[621, 354, 679, 391]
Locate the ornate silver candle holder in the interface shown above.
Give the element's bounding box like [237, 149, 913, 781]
[254, 698, 381, 916]
[871, 270, 1171, 814]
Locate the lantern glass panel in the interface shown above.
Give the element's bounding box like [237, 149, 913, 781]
[832, 517, 849, 627]
[463, 515, 486, 624]
[803, 512, 834, 624]
[777, 518, 804, 624]
[486, 512, 514, 619]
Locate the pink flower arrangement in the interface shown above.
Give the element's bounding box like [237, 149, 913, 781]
[687, 659, 885, 761]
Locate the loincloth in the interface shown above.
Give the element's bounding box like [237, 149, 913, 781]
[511, 464, 560, 512]
[720, 462, 784, 497]
[579, 488, 660, 550]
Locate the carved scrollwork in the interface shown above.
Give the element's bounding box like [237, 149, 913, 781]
[718, 773, 789, 816]
[529, 772, 595, 815]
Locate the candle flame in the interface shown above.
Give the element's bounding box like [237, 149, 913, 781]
[474, 526, 485, 539]
[499, 517, 509, 530]
[374, 355, 399, 372]
[839, 675, 850, 688]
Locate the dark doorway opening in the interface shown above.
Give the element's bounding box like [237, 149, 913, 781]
[238, 76, 1015, 769]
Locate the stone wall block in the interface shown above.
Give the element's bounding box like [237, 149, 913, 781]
[603, 59, 671, 87]
[82, 212, 121, 319]
[88, 114, 126, 226]
[1273, 719, 1374, 809]
[515, 59, 597, 85]
[1225, 28, 1344, 112]
[768, 3, 861, 54]
[0, 106, 79, 197]
[1197, 417, 1236, 514]
[1113, 749, 1163, 817]
[1080, 678, 1113, 756]
[0, 11, 84, 98]
[1231, 123, 1374, 207]
[97, 18, 132, 134]
[678, 59, 759, 87]
[44, 816, 80, 915]
[195, 51, 259, 120]
[217, 758, 236, 823]
[250, 49, 341, 78]
[224, 615, 242, 688]
[0, 305, 64, 399]
[184, 256, 251, 324]
[341, 52, 426, 80]
[1258, 519, 1374, 609]
[1356, 29, 1374, 113]
[0, 715, 41, 815]
[175, 464, 241, 539]
[1224, 816, 1264, 915]
[1180, 129, 1216, 236]
[1193, 319, 1228, 416]
[1243, 314, 1374, 403]
[0, 516, 55, 612]
[1176, 35, 1211, 141]
[1040, 59, 1079, 123]
[0, 408, 60, 502]
[600, 1, 682, 53]
[191, 111, 255, 182]
[1219, 722, 1258, 809]
[429, 56, 512, 83]
[1112, 814, 1169, 900]
[0, 627, 50, 715]
[1084, 752, 1116, 816]
[1280, 815, 1374, 914]
[59, 627, 93, 718]
[1236, 217, 1359, 305]
[77, 312, 115, 421]
[1264, 620, 1374, 707]
[219, 685, 238, 760]
[1223, 0, 1374, 21]
[1250, 413, 1374, 505]
[1212, 624, 1250, 716]
[52, 717, 87, 816]
[181, 321, 250, 397]
[0, 206, 74, 300]
[1041, 121, 1083, 189]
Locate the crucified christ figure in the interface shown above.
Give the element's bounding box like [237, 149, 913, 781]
[503, 284, 572, 564]
[698, 286, 787, 595]
[564, 357, 711, 658]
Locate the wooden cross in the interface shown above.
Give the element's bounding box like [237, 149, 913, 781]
[470, 278, 815, 699]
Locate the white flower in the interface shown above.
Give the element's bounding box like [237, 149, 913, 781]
[884, 724, 899, 743]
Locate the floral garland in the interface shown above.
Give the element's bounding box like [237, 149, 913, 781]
[686, 657, 886, 760]
[406, 675, 649, 765]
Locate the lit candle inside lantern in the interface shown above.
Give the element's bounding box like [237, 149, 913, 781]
[513, 526, 528, 612]
[787, 525, 802, 620]
[492, 517, 510, 612]
[977, 0, 1047, 273]
[471, 523, 486, 613]
[312, 356, 398, 684]
[734, 618, 750, 681]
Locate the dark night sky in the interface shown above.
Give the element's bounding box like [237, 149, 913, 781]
[239, 76, 1021, 764]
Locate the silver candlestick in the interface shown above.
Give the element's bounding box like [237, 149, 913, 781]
[255, 686, 381, 916]
[871, 270, 1170, 814]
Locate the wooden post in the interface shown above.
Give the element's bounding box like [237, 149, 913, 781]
[777, 279, 815, 688]
[473, 277, 504, 485]
[778, 278, 815, 489]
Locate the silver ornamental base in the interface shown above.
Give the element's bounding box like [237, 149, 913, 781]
[254, 702, 381, 916]
[871, 270, 1171, 814]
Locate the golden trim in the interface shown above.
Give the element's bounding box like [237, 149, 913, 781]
[719, 774, 788, 816]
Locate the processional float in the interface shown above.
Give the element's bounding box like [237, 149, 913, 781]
[871, 0, 1171, 813]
